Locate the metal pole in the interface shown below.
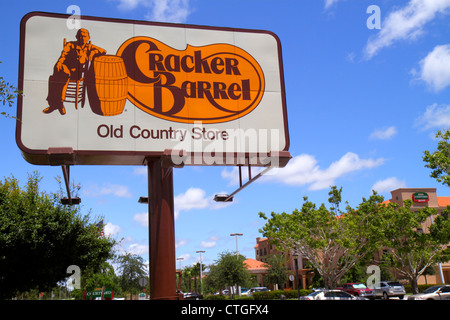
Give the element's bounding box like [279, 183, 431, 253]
[148, 159, 178, 300]
[196, 250, 205, 295]
[294, 256, 300, 299]
[230, 233, 243, 258]
[230, 233, 243, 296]
[177, 257, 184, 271]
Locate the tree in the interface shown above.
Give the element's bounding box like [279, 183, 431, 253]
[0, 61, 21, 117]
[375, 200, 450, 294]
[423, 129, 450, 187]
[116, 252, 147, 299]
[259, 187, 381, 289]
[265, 253, 289, 290]
[0, 172, 116, 299]
[206, 251, 249, 297]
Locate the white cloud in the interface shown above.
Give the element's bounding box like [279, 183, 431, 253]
[364, 0, 450, 59]
[416, 44, 450, 92]
[149, 0, 191, 23]
[114, 0, 142, 10]
[258, 152, 385, 191]
[221, 166, 265, 186]
[371, 177, 407, 193]
[101, 184, 132, 198]
[176, 239, 188, 248]
[177, 253, 192, 263]
[369, 126, 398, 140]
[113, 0, 191, 23]
[324, 0, 343, 9]
[200, 236, 219, 249]
[174, 187, 209, 217]
[133, 187, 229, 222]
[174, 187, 230, 220]
[128, 243, 148, 255]
[83, 183, 132, 198]
[415, 103, 450, 130]
[104, 222, 122, 236]
[133, 212, 148, 227]
[133, 167, 147, 176]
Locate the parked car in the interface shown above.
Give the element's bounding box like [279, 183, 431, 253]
[299, 289, 368, 300]
[247, 287, 269, 296]
[408, 285, 450, 300]
[183, 292, 203, 300]
[213, 289, 229, 295]
[240, 288, 250, 296]
[337, 283, 375, 299]
[374, 281, 406, 299]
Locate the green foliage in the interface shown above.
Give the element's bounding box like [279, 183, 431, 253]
[180, 262, 206, 293]
[259, 188, 383, 289]
[265, 254, 289, 289]
[204, 294, 228, 300]
[423, 129, 450, 187]
[259, 186, 450, 294]
[375, 200, 450, 294]
[252, 289, 313, 300]
[204, 251, 250, 295]
[0, 172, 116, 299]
[0, 61, 21, 117]
[115, 252, 147, 297]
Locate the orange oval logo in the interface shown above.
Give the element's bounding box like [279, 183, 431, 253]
[116, 37, 265, 123]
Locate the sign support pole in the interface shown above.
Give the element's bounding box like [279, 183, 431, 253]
[147, 158, 179, 300]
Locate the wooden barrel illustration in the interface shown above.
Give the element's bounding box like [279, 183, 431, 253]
[93, 55, 128, 116]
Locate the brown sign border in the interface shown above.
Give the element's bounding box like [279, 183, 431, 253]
[16, 11, 290, 167]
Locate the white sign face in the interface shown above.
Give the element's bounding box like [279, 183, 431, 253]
[17, 12, 290, 167]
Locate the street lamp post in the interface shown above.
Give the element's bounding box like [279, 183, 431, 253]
[230, 233, 243, 257]
[176, 257, 184, 271]
[196, 250, 205, 295]
[230, 233, 243, 296]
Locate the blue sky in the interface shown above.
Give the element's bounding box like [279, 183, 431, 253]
[2, 0, 450, 271]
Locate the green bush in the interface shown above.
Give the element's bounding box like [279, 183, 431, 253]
[252, 289, 313, 300]
[204, 294, 228, 300]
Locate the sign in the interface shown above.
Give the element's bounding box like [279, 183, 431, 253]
[16, 12, 290, 167]
[84, 288, 113, 300]
[138, 293, 147, 300]
[412, 192, 429, 203]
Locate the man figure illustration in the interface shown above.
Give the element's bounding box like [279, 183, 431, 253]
[43, 28, 106, 115]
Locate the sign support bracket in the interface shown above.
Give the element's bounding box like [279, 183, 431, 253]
[60, 165, 81, 205]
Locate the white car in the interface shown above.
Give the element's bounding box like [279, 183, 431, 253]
[374, 281, 406, 299]
[300, 289, 368, 300]
[247, 287, 269, 296]
[408, 285, 450, 300]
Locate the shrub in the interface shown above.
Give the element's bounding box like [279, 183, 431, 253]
[252, 289, 313, 300]
[204, 294, 228, 300]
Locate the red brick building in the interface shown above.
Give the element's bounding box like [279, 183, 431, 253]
[253, 237, 313, 289]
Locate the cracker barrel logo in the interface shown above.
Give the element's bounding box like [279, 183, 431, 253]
[43, 29, 265, 124]
[117, 36, 265, 123]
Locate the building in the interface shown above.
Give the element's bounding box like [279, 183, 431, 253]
[243, 258, 268, 287]
[254, 237, 313, 290]
[383, 188, 450, 284]
[252, 188, 450, 288]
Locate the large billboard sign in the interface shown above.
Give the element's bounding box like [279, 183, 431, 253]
[17, 12, 290, 167]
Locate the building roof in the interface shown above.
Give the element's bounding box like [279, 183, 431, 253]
[254, 237, 268, 248]
[438, 197, 450, 207]
[244, 258, 268, 270]
[383, 197, 450, 207]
